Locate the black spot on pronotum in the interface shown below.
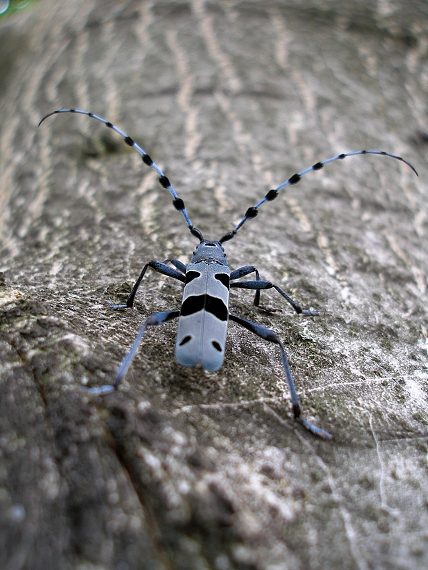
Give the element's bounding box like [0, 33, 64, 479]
[212, 341, 222, 352]
[179, 335, 192, 346]
[215, 273, 230, 290]
[185, 271, 201, 284]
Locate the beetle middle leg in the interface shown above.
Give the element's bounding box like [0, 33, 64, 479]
[230, 265, 322, 315]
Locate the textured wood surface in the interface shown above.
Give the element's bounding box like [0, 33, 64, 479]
[0, 1, 427, 569]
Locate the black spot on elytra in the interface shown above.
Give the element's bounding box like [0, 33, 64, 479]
[215, 273, 230, 290]
[180, 295, 228, 321]
[185, 271, 201, 284]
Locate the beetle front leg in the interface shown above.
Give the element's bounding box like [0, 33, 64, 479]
[108, 260, 186, 309]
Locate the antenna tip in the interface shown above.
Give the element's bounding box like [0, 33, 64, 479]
[38, 110, 59, 127]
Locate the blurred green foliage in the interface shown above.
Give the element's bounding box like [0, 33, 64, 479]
[0, 0, 39, 20]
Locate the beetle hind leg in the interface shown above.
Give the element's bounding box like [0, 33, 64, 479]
[81, 310, 180, 395]
[229, 313, 332, 440]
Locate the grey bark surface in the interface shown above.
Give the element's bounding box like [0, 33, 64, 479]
[0, 1, 427, 569]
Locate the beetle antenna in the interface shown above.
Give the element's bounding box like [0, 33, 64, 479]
[39, 109, 204, 242]
[219, 149, 418, 244]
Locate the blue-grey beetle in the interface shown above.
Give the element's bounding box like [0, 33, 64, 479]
[39, 109, 417, 439]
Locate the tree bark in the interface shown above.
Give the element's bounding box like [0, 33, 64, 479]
[0, 1, 427, 569]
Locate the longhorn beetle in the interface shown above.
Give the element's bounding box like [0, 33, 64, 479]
[39, 109, 418, 440]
